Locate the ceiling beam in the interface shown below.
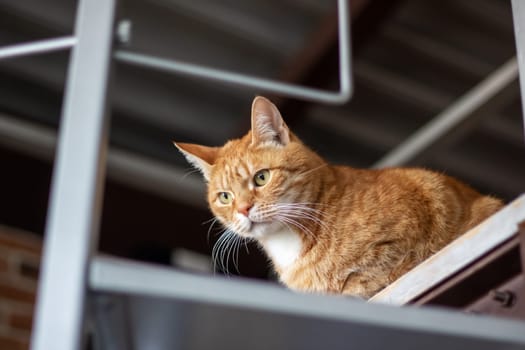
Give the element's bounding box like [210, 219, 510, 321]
[354, 61, 450, 111]
[274, 0, 404, 124]
[382, 25, 493, 78]
[0, 112, 206, 208]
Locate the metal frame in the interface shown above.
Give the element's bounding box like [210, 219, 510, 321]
[0, 0, 520, 349]
[90, 255, 525, 349]
[0, 2, 351, 104]
[0, 2, 351, 350]
[30, 0, 117, 349]
[0, 36, 76, 59]
[0, 4, 351, 104]
[512, 0, 525, 138]
[114, 0, 351, 104]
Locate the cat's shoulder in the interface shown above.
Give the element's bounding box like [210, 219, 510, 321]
[376, 167, 446, 181]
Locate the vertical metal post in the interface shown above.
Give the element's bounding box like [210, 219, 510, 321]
[30, 0, 117, 349]
[512, 0, 525, 138]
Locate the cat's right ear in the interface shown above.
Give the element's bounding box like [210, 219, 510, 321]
[251, 96, 290, 147]
[173, 142, 218, 181]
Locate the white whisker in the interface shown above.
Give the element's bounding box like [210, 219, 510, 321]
[212, 229, 235, 275]
[205, 218, 219, 244]
[210, 223, 248, 276]
[262, 201, 333, 239]
[275, 214, 317, 241]
[232, 234, 242, 273]
[180, 167, 201, 180]
[280, 209, 331, 232]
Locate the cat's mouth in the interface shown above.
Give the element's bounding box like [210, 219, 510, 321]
[236, 216, 273, 238]
[244, 220, 263, 235]
[233, 210, 283, 238]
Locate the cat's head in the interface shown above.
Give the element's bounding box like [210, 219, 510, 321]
[174, 96, 325, 240]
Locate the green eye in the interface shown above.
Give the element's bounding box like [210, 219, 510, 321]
[254, 169, 270, 187]
[218, 192, 233, 204]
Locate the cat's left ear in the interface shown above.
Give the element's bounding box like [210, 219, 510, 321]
[251, 96, 290, 146]
[173, 142, 218, 181]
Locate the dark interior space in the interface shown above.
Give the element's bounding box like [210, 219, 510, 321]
[2, 1, 525, 349]
[0, 0, 523, 283]
[0, 146, 270, 278]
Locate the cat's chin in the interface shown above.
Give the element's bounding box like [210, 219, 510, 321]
[234, 217, 280, 240]
[249, 221, 274, 239]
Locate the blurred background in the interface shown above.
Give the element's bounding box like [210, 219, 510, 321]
[0, 0, 523, 347]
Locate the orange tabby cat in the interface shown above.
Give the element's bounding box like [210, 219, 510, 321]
[174, 96, 503, 298]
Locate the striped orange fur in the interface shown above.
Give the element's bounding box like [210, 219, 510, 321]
[174, 96, 503, 298]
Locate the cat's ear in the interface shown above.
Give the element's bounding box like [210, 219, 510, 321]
[173, 142, 218, 181]
[251, 96, 290, 146]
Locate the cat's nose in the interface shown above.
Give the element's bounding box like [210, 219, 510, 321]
[238, 204, 253, 217]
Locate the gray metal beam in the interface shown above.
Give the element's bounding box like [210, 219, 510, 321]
[0, 36, 75, 59]
[374, 57, 518, 168]
[512, 0, 525, 138]
[30, 0, 117, 349]
[115, 0, 352, 104]
[90, 255, 525, 349]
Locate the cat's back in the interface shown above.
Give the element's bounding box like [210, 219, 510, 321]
[332, 165, 502, 232]
[376, 167, 503, 230]
[313, 166, 503, 296]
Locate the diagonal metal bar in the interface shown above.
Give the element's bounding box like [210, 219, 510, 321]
[0, 36, 76, 60]
[374, 57, 519, 168]
[30, 0, 117, 349]
[114, 0, 352, 104]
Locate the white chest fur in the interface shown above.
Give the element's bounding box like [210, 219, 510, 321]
[261, 228, 303, 270]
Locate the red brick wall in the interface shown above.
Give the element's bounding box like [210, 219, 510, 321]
[0, 226, 42, 350]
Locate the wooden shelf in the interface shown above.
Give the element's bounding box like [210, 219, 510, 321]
[371, 194, 525, 315]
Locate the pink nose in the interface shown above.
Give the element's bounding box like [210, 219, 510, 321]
[238, 204, 253, 217]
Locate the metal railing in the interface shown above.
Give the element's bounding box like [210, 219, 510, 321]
[0, 1, 353, 350]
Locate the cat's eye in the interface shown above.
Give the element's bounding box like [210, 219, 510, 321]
[218, 191, 233, 204]
[253, 169, 270, 187]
